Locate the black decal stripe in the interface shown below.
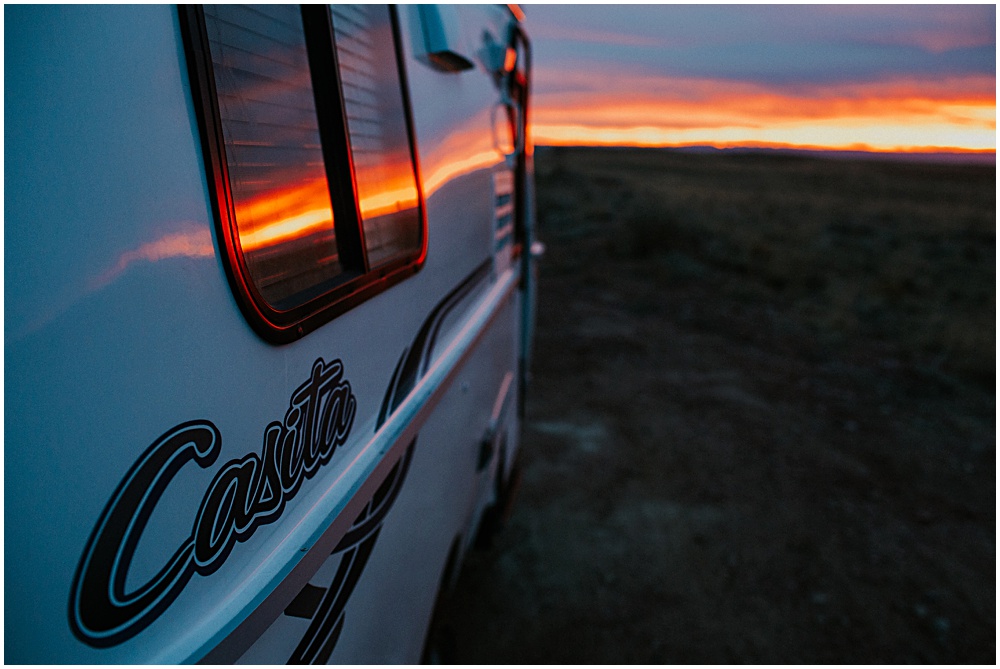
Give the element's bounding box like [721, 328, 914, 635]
[376, 347, 407, 429]
[288, 546, 356, 664]
[421, 261, 491, 374]
[282, 261, 491, 662]
[289, 534, 379, 664]
[284, 440, 415, 664]
[335, 439, 414, 552]
[314, 614, 345, 665]
[381, 260, 491, 429]
[284, 584, 326, 620]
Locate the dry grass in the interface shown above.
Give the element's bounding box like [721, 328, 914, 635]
[433, 147, 995, 663]
[536, 147, 995, 387]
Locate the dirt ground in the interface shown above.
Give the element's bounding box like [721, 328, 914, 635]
[432, 147, 995, 663]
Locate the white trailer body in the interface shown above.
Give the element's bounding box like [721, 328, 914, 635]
[6, 4, 536, 663]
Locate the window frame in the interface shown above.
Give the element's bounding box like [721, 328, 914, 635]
[180, 4, 427, 344]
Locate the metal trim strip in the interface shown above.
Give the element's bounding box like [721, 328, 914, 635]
[189, 266, 519, 663]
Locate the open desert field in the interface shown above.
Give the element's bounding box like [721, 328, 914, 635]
[432, 146, 995, 663]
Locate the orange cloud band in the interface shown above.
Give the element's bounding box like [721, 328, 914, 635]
[531, 72, 995, 152]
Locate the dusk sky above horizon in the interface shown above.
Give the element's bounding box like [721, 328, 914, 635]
[520, 4, 996, 153]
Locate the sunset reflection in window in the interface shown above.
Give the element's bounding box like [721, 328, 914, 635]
[332, 5, 421, 269]
[205, 4, 342, 310]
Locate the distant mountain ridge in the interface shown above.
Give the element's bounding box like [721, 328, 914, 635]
[537, 144, 995, 166]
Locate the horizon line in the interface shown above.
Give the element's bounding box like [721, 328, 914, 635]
[533, 141, 996, 165]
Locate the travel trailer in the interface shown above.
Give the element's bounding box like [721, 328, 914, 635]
[6, 4, 537, 663]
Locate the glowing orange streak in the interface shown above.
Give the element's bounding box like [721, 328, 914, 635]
[358, 186, 419, 219]
[417, 109, 507, 196]
[232, 170, 424, 251]
[531, 71, 996, 153]
[235, 177, 330, 221]
[423, 150, 502, 196]
[234, 177, 334, 252]
[353, 157, 420, 218]
[504, 46, 517, 72]
[700, 141, 996, 156]
[533, 122, 996, 154]
[534, 92, 996, 129]
[233, 110, 507, 250]
[532, 72, 995, 139]
[238, 208, 333, 251]
[89, 227, 215, 291]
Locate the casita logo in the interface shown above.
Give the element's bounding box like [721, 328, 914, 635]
[69, 358, 357, 648]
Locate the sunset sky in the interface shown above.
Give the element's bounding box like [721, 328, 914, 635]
[523, 4, 996, 154]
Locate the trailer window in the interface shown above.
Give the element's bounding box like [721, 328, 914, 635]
[331, 5, 422, 270]
[183, 5, 425, 343]
[202, 5, 343, 311]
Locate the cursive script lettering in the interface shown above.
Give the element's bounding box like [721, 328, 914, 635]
[69, 358, 357, 647]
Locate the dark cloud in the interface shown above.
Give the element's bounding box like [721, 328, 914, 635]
[526, 5, 996, 88]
